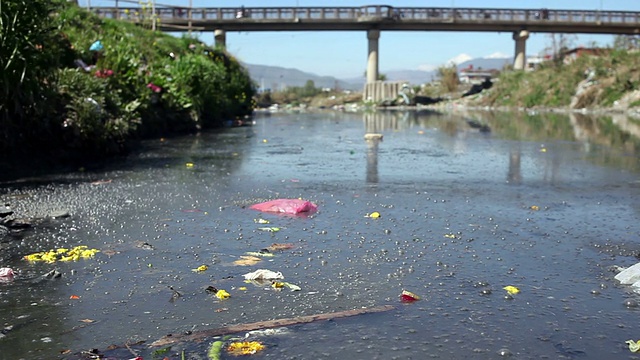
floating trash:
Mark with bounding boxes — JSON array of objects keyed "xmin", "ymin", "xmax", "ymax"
[{"xmin": 24, "ymin": 246, "xmax": 99, "ymax": 263}]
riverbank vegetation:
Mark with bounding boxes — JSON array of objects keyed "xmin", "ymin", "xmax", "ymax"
[
  {"xmin": 0, "ymin": 0, "xmax": 255, "ymax": 166},
  {"xmin": 422, "ymin": 37, "xmax": 640, "ymax": 112},
  {"xmin": 479, "ymin": 47, "xmax": 640, "ymax": 110}
]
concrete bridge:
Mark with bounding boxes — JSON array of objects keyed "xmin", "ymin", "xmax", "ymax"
[{"xmin": 90, "ymin": 4, "xmax": 640, "ymax": 84}]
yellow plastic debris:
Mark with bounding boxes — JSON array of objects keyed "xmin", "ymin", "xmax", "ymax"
[
  {"xmin": 503, "ymin": 285, "xmax": 520, "ymax": 295},
  {"xmin": 444, "ymin": 234, "xmax": 456, "ymax": 239},
  {"xmin": 366, "ymin": 211, "xmax": 381, "ymax": 219},
  {"xmin": 192, "ymin": 265, "xmax": 208, "ymax": 272},
  {"xmin": 215, "ymin": 289, "xmax": 230, "ymax": 300},
  {"xmin": 186, "ymin": 162, "xmax": 194, "ymax": 168},
  {"xmin": 627, "ymin": 340, "xmax": 640, "ymax": 352},
  {"xmin": 530, "ymin": 205, "xmax": 540, "ymax": 211}
]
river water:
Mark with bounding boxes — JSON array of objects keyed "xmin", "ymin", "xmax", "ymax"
[{"xmin": 1, "ymin": 109, "xmax": 640, "ymax": 360}]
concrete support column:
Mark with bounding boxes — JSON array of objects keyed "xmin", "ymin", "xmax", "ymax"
[
  {"xmin": 214, "ymin": 29, "xmax": 226, "ymax": 48},
  {"xmin": 512, "ymin": 30, "xmax": 529, "ymax": 70},
  {"xmin": 367, "ymin": 29, "xmax": 380, "ymax": 84}
]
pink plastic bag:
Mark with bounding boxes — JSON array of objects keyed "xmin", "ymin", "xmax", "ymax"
[
  {"xmin": 250, "ymin": 199, "xmax": 317, "ymax": 214},
  {"xmin": 0, "ymin": 267, "xmax": 14, "ymax": 282}
]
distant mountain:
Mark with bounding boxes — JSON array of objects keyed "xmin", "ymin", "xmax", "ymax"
[
  {"xmin": 243, "ymin": 63, "xmax": 362, "ymax": 91},
  {"xmin": 243, "ymin": 55, "xmax": 514, "ymax": 91}
]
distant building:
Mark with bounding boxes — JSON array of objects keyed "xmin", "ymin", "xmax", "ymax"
[
  {"xmin": 526, "ymin": 47, "xmax": 609, "ymax": 70},
  {"xmin": 458, "ymin": 65, "xmax": 500, "ymax": 84},
  {"xmin": 562, "ymin": 47, "xmax": 610, "ymax": 64},
  {"xmin": 526, "ymin": 54, "xmax": 552, "ymax": 71}
]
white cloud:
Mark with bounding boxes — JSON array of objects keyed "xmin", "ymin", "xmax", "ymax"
[
  {"xmin": 484, "ymin": 52, "xmax": 510, "ymax": 59},
  {"xmin": 446, "ymin": 53, "xmax": 473, "ymax": 65}
]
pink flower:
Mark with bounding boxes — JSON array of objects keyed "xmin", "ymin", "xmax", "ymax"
[
  {"xmin": 94, "ymin": 69, "xmax": 114, "ymax": 78},
  {"xmin": 146, "ymin": 83, "xmax": 162, "ymax": 93}
]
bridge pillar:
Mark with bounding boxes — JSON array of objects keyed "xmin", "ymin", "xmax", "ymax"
[
  {"xmin": 367, "ymin": 29, "xmax": 380, "ymax": 84},
  {"xmin": 214, "ymin": 29, "xmax": 226, "ymax": 48},
  {"xmin": 512, "ymin": 30, "xmax": 529, "ymax": 70}
]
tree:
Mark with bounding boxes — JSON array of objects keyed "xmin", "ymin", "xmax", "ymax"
[
  {"xmin": 303, "ymin": 80, "xmax": 316, "ymax": 97},
  {"xmin": 613, "ymin": 35, "xmax": 639, "ymax": 50},
  {"xmin": 545, "ymin": 33, "xmax": 577, "ymax": 65},
  {"xmin": 437, "ymin": 65, "xmax": 458, "ymax": 92}
]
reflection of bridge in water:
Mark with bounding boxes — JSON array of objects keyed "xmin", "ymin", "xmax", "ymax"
[
  {"xmin": 90, "ymin": 3, "xmax": 640, "ymax": 85},
  {"xmin": 361, "ymin": 110, "xmax": 640, "ymax": 185}
]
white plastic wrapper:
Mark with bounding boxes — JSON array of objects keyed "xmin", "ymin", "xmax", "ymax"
[{"xmin": 243, "ymin": 269, "xmax": 284, "ymax": 280}]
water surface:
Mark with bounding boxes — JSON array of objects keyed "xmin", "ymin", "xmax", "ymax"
[{"xmin": 1, "ymin": 109, "xmax": 639, "ymax": 359}]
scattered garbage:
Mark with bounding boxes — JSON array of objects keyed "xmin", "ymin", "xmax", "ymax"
[
  {"xmin": 245, "ymin": 251, "xmax": 274, "ymax": 257},
  {"xmin": 250, "ymin": 199, "xmax": 317, "ymax": 215},
  {"xmin": 245, "ymin": 328, "xmax": 289, "ymax": 338},
  {"xmin": 89, "ymin": 40, "xmax": 104, "ymax": 52},
  {"xmin": 257, "ymin": 227, "xmax": 280, "ymax": 232},
  {"xmin": 400, "ymin": 290, "xmax": 420, "ymax": 302},
  {"xmin": 192, "ymin": 265, "xmax": 208, "ymax": 273},
  {"xmin": 265, "ymin": 243, "xmax": 295, "ymax": 252},
  {"xmin": 208, "ymin": 340, "xmax": 224, "ymax": 360},
  {"xmin": 365, "ymin": 211, "xmax": 380, "ymax": 218},
  {"xmin": 627, "ymin": 340, "xmax": 640, "ymax": 352},
  {"xmin": 271, "ymin": 281, "xmax": 301, "ymax": 291},
  {"xmin": 227, "ymin": 341, "xmax": 265, "ymax": 355},
  {"xmin": 0, "ymin": 267, "xmax": 14, "ymax": 282},
  {"xmin": 215, "ymin": 289, "xmax": 230, "ymax": 300},
  {"xmin": 24, "ymin": 245, "xmax": 99, "ymax": 263},
  {"xmin": 503, "ymin": 286, "xmax": 520, "ymax": 295},
  {"xmin": 615, "ymin": 263, "xmax": 640, "ymax": 286},
  {"xmin": 205, "ymin": 286, "xmax": 230, "ymax": 300},
  {"xmin": 234, "ymin": 256, "xmax": 262, "ymax": 266},
  {"xmin": 243, "ymin": 269, "xmax": 284, "ymax": 280}
]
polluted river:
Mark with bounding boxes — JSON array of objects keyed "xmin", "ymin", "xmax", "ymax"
[{"xmin": 1, "ymin": 109, "xmax": 640, "ymax": 360}]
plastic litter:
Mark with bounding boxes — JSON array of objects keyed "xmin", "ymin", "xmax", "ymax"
[
  {"xmin": 250, "ymin": 199, "xmax": 317, "ymax": 214},
  {"xmin": 272, "ymin": 281, "xmax": 301, "ymax": 291},
  {"xmin": 227, "ymin": 341, "xmax": 265, "ymax": 355},
  {"xmin": 208, "ymin": 340, "xmax": 224, "ymax": 360},
  {"xmin": 400, "ymin": 290, "xmax": 420, "ymax": 302},
  {"xmin": 215, "ymin": 289, "xmax": 230, "ymax": 300},
  {"xmin": 0, "ymin": 268, "xmax": 14, "ymax": 282},
  {"xmin": 234, "ymin": 256, "xmax": 262, "ymax": 266},
  {"xmin": 192, "ymin": 265, "xmax": 208, "ymax": 272},
  {"xmin": 365, "ymin": 211, "xmax": 380, "ymax": 218},
  {"xmin": 626, "ymin": 340, "xmax": 640, "ymax": 352},
  {"xmin": 89, "ymin": 40, "xmax": 103, "ymax": 51},
  {"xmin": 503, "ymin": 285, "xmax": 520, "ymax": 295},
  {"xmin": 615, "ymin": 263, "xmax": 640, "ymax": 285},
  {"xmin": 243, "ymin": 269, "xmax": 284, "ymax": 280}
]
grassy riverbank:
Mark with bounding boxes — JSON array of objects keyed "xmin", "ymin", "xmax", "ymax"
[
  {"xmin": 422, "ymin": 48, "xmax": 640, "ymax": 115},
  {"xmin": 0, "ymin": 1, "xmax": 255, "ymax": 168}
]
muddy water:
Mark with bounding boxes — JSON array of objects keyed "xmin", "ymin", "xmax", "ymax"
[{"xmin": 1, "ymin": 109, "xmax": 640, "ymax": 360}]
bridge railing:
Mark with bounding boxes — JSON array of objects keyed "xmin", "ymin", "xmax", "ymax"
[{"xmin": 92, "ymin": 6, "xmax": 640, "ymax": 25}]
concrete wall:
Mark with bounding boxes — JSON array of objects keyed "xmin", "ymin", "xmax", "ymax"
[{"xmin": 362, "ymin": 81, "xmax": 406, "ymax": 103}]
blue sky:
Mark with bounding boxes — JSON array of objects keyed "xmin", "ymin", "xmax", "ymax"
[{"xmin": 80, "ymin": 1, "xmax": 640, "ymax": 79}]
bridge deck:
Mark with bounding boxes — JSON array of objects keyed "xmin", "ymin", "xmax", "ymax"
[{"xmin": 92, "ymin": 5, "xmax": 640, "ymax": 34}]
